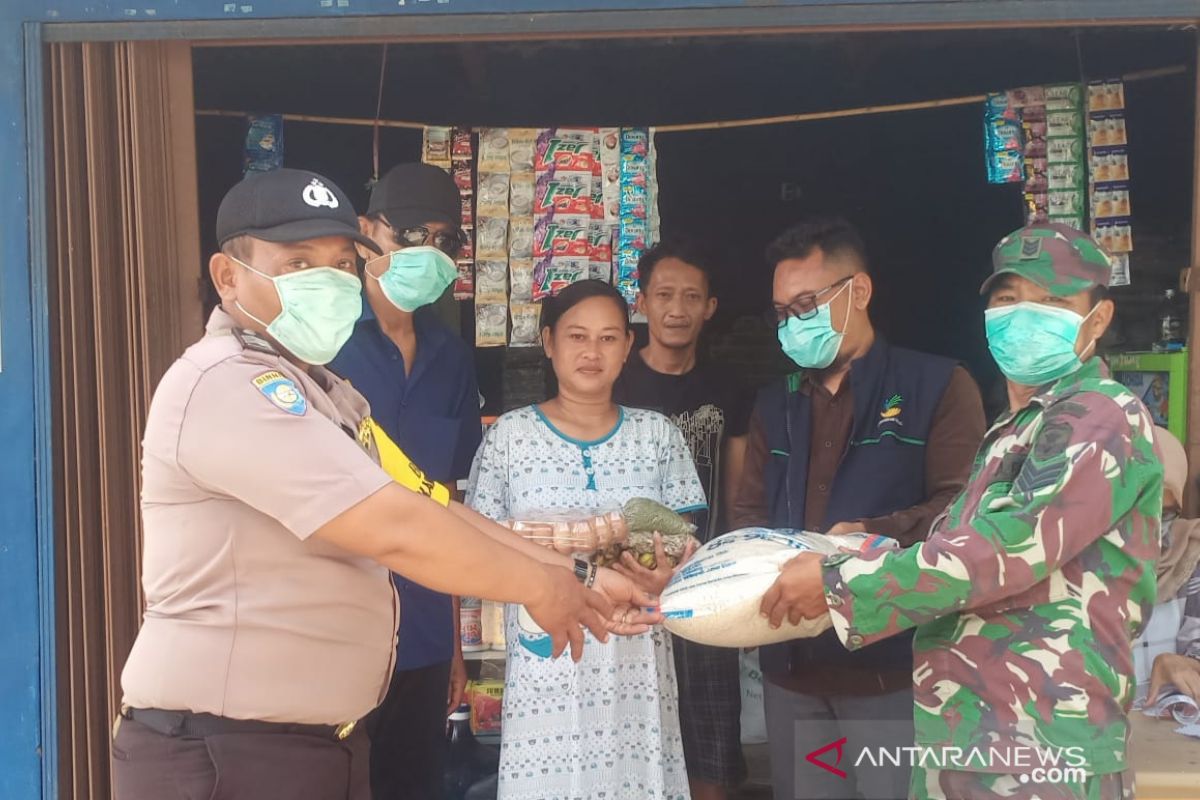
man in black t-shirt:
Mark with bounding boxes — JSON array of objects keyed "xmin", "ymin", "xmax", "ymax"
[{"xmin": 613, "ymin": 238, "xmax": 753, "ymax": 800}]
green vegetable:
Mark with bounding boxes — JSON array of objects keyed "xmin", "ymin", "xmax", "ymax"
[{"xmin": 622, "ymin": 497, "xmax": 696, "ymax": 538}]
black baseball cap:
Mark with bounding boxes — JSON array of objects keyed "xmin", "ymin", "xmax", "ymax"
[
  {"xmin": 367, "ymin": 162, "xmax": 460, "ymax": 230},
  {"xmin": 216, "ymin": 168, "xmax": 382, "ymax": 254}
]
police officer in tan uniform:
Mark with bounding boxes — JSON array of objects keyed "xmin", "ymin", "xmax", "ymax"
[{"xmin": 112, "ymin": 169, "xmax": 654, "ymax": 800}]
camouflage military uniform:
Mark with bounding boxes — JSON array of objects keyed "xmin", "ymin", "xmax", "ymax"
[{"xmin": 820, "ymin": 355, "xmax": 1161, "ymax": 799}]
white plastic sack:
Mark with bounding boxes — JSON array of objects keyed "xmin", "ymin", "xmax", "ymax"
[
  {"xmin": 739, "ymin": 648, "xmax": 767, "ymax": 745},
  {"xmin": 661, "ymin": 528, "xmax": 897, "ymax": 648}
]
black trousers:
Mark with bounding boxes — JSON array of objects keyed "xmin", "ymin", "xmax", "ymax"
[
  {"xmin": 365, "ymin": 660, "xmax": 452, "ymax": 800},
  {"xmin": 112, "ymin": 715, "xmax": 371, "ymax": 800}
]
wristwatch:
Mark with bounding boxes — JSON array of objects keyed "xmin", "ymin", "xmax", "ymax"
[
  {"xmin": 572, "ymin": 555, "xmax": 598, "ymax": 588},
  {"xmin": 572, "ymin": 555, "xmax": 590, "ymax": 584}
]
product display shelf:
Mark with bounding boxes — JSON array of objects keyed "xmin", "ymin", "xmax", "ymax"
[{"xmin": 463, "ymin": 648, "xmax": 507, "ymax": 661}]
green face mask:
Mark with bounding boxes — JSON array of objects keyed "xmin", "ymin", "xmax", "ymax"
[
  {"xmin": 984, "ymin": 301, "xmax": 1097, "ymax": 386},
  {"xmin": 233, "ymin": 257, "xmax": 363, "ymax": 365},
  {"xmin": 366, "ymin": 246, "xmax": 458, "ymax": 312}
]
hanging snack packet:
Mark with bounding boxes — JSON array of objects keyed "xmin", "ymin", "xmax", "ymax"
[
  {"xmin": 243, "ymin": 114, "xmax": 284, "ymax": 174},
  {"xmin": 477, "ymin": 173, "xmax": 510, "ymax": 218},
  {"xmin": 1046, "ymin": 137, "xmax": 1084, "ymax": 164},
  {"xmin": 1046, "ymin": 110, "xmax": 1083, "ymax": 138},
  {"xmin": 478, "ymin": 128, "xmax": 510, "ymax": 174},
  {"xmin": 1047, "ymin": 162, "xmax": 1086, "ymax": 190},
  {"xmin": 984, "ymin": 148, "xmax": 1022, "ymax": 183},
  {"xmin": 1006, "ymin": 85, "xmax": 1046, "ymax": 109},
  {"xmin": 599, "ymin": 127, "xmax": 622, "ymax": 224},
  {"xmin": 509, "ymin": 217, "xmax": 534, "ymax": 260},
  {"xmin": 1092, "ymin": 147, "xmax": 1130, "ymax": 182},
  {"xmin": 1109, "ymin": 253, "xmax": 1131, "ymax": 287},
  {"xmin": 1048, "ymin": 189, "xmax": 1085, "ymax": 217},
  {"xmin": 985, "ymin": 92, "xmax": 1019, "ymax": 121},
  {"xmin": 451, "ymin": 128, "xmax": 473, "ymax": 161},
  {"xmin": 453, "ymin": 260, "xmax": 475, "ymax": 301},
  {"xmin": 533, "ymin": 216, "xmax": 590, "ymax": 258},
  {"xmin": 509, "ymin": 259, "xmax": 535, "ymax": 304},
  {"xmin": 475, "ymin": 260, "xmax": 508, "ymax": 304},
  {"xmin": 535, "ymin": 172, "xmax": 592, "ymax": 216},
  {"xmin": 532, "ymin": 255, "xmax": 588, "ymax": 301},
  {"xmin": 535, "ymin": 128, "xmax": 595, "ymax": 174},
  {"xmin": 422, "ymin": 126, "xmax": 452, "ymax": 170},
  {"xmin": 460, "ymin": 194, "xmax": 474, "ymax": 228},
  {"xmin": 475, "ymin": 304, "xmax": 508, "ymax": 348},
  {"xmin": 509, "ymin": 303, "xmax": 541, "ymax": 347},
  {"xmin": 986, "ymin": 117, "xmax": 1023, "ymax": 151},
  {"xmin": 509, "ymin": 129, "xmax": 537, "ymax": 174},
  {"xmin": 476, "ymin": 217, "xmax": 509, "ymax": 260},
  {"xmin": 1044, "ymin": 83, "xmax": 1082, "ymax": 111},
  {"xmin": 510, "ymin": 174, "xmax": 535, "ymax": 218}
]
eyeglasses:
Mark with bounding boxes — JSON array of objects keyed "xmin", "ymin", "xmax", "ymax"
[
  {"xmin": 765, "ymin": 277, "xmax": 852, "ymax": 327},
  {"xmin": 378, "ymin": 218, "xmax": 464, "ymax": 256}
]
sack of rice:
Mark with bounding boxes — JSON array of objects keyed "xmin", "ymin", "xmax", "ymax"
[{"xmin": 660, "ymin": 528, "xmax": 897, "ymax": 648}]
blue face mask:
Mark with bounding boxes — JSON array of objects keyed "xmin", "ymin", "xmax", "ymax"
[
  {"xmin": 777, "ymin": 280, "xmax": 852, "ymax": 369},
  {"xmin": 985, "ymin": 301, "xmax": 1097, "ymax": 387},
  {"xmin": 367, "ymin": 246, "xmax": 458, "ymax": 312}
]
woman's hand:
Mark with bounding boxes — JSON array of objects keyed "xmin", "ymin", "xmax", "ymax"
[
  {"xmin": 613, "ymin": 533, "xmax": 695, "ymax": 597},
  {"xmin": 592, "ymin": 566, "xmax": 664, "ymax": 636}
]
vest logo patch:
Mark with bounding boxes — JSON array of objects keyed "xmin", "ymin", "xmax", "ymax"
[
  {"xmin": 253, "ymin": 371, "xmax": 308, "ymax": 416},
  {"xmin": 878, "ymin": 394, "xmax": 903, "ymax": 427}
]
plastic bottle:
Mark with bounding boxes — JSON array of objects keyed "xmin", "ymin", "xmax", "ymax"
[
  {"xmin": 460, "ymin": 597, "xmax": 485, "ymax": 652},
  {"xmin": 444, "ymin": 704, "xmax": 498, "ymax": 800},
  {"xmin": 1155, "ymin": 289, "xmax": 1186, "ymax": 353}
]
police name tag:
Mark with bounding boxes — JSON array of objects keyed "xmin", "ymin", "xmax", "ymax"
[{"xmin": 253, "ymin": 370, "xmax": 307, "ymax": 416}]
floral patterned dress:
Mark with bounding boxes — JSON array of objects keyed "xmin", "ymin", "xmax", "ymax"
[{"xmin": 467, "ymin": 405, "xmax": 707, "ymax": 800}]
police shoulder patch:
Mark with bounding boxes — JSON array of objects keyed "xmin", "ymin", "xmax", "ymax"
[
  {"xmin": 233, "ymin": 327, "xmax": 278, "ymax": 355},
  {"xmin": 252, "ymin": 370, "xmax": 308, "ymax": 416}
]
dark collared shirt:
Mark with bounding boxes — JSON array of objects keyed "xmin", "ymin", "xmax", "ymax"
[{"xmin": 331, "ymin": 305, "xmax": 481, "ymax": 671}]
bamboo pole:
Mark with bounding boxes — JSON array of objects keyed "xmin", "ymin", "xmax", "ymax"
[
  {"xmin": 195, "ymin": 108, "xmax": 427, "ymax": 130},
  {"xmin": 194, "ymin": 64, "xmax": 1187, "ymax": 134}
]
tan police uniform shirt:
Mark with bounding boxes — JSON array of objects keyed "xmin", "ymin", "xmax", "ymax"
[{"xmin": 120, "ymin": 307, "xmax": 397, "ymax": 725}]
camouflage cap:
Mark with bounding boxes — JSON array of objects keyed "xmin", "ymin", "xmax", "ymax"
[{"xmin": 980, "ymin": 223, "xmax": 1112, "ymax": 297}]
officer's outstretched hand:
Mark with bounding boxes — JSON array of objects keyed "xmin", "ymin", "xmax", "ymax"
[
  {"xmin": 594, "ymin": 567, "xmax": 664, "ymax": 636},
  {"xmin": 526, "ymin": 564, "xmax": 614, "ymax": 661}
]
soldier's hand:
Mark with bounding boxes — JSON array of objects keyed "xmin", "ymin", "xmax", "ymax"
[
  {"xmin": 759, "ymin": 552, "xmax": 828, "ymax": 629},
  {"xmin": 827, "ymin": 521, "xmax": 867, "ymax": 536},
  {"xmin": 1148, "ymin": 653, "xmax": 1200, "ymax": 704},
  {"xmin": 593, "ymin": 566, "xmax": 663, "ymax": 635},
  {"xmin": 525, "ymin": 564, "xmax": 613, "ymax": 661}
]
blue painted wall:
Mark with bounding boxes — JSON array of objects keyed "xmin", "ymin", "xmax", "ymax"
[{"xmin": 0, "ymin": 6, "xmax": 42, "ymax": 799}]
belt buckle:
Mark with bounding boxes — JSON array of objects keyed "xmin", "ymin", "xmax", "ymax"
[{"xmin": 335, "ymin": 721, "xmax": 356, "ymax": 741}]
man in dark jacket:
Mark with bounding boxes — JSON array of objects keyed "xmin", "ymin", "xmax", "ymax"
[{"xmin": 731, "ymin": 218, "xmax": 985, "ymax": 800}]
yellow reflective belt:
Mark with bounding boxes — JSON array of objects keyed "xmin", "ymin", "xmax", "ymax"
[{"xmin": 360, "ymin": 417, "xmax": 451, "ymax": 507}]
